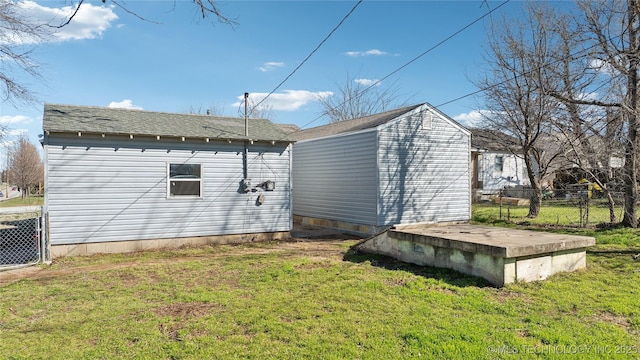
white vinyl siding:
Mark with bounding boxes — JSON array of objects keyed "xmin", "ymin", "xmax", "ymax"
[
  {"xmin": 292, "ymin": 130, "xmax": 378, "ymax": 225},
  {"xmin": 45, "ymin": 135, "xmax": 291, "ymax": 245},
  {"xmin": 478, "ymin": 151, "xmax": 529, "ymax": 192},
  {"xmin": 292, "ymin": 104, "xmax": 471, "ymax": 231},
  {"xmin": 377, "ymin": 109, "xmax": 470, "ymax": 225}
]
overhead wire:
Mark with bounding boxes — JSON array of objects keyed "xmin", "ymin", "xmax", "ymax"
[
  {"xmin": 246, "ymin": 0, "xmax": 617, "ymax": 144},
  {"xmin": 437, "ymin": 31, "xmax": 624, "ymax": 111},
  {"xmin": 248, "ymin": 0, "xmax": 364, "ymax": 116},
  {"xmin": 174, "ymin": 0, "xmax": 367, "ymax": 235},
  {"xmin": 284, "ymin": 0, "xmax": 512, "ymax": 134}
]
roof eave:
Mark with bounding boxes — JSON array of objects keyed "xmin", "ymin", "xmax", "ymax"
[{"xmin": 44, "ymin": 130, "xmax": 294, "ymax": 144}]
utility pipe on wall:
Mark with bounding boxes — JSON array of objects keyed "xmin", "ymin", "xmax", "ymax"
[{"xmin": 243, "ymin": 92, "xmax": 249, "ymax": 181}]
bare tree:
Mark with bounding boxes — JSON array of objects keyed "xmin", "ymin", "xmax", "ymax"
[
  {"xmin": 540, "ymin": 6, "xmax": 624, "ymax": 223},
  {"xmin": 571, "ymin": 0, "xmax": 640, "ymax": 226},
  {"xmin": 478, "ymin": 0, "xmax": 640, "ymax": 226},
  {"xmin": 476, "ymin": 4, "xmax": 564, "ymax": 218},
  {"xmin": 6, "ymin": 136, "xmax": 44, "ymax": 198},
  {"xmin": 0, "ymin": 2, "xmax": 49, "ymax": 105},
  {"xmin": 188, "ymin": 104, "xmax": 224, "ymax": 116},
  {"xmin": 319, "ymin": 72, "xmax": 406, "ymax": 123},
  {"xmin": 55, "ymin": 0, "xmax": 238, "ymax": 28},
  {"xmin": 539, "ymin": 0, "xmax": 640, "ymax": 227}
]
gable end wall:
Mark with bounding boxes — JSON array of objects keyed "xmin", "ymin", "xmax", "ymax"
[{"xmin": 377, "ymin": 109, "xmax": 471, "ymax": 225}]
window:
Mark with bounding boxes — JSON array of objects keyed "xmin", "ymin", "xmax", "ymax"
[
  {"xmin": 168, "ymin": 163, "xmax": 202, "ymax": 198},
  {"xmin": 495, "ymin": 156, "xmax": 504, "ymax": 172}
]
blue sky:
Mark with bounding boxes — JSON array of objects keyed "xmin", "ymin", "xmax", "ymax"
[{"xmin": 4, "ymin": 0, "xmax": 539, "ymax": 152}]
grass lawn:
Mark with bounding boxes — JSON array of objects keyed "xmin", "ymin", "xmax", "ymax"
[
  {"xmin": 1, "ymin": 233, "xmax": 640, "ymax": 359},
  {"xmin": 472, "ymin": 202, "xmax": 622, "ymax": 227},
  {"xmin": 0, "ymin": 196, "xmax": 43, "ymax": 208}
]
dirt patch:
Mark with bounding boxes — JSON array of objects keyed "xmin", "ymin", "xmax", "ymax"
[
  {"xmin": 153, "ymin": 302, "xmax": 225, "ymax": 318},
  {"xmin": 594, "ymin": 311, "xmax": 635, "ymax": 334},
  {"xmin": 0, "ymin": 229, "xmax": 362, "ymax": 286}
]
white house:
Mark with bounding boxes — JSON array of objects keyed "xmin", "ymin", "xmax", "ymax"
[
  {"xmin": 470, "ymin": 128, "xmax": 529, "ymax": 195},
  {"xmin": 42, "ymin": 104, "xmax": 294, "ymax": 257},
  {"xmin": 291, "ymin": 103, "xmax": 471, "ymax": 235}
]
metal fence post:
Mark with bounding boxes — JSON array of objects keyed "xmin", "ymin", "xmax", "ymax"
[
  {"xmin": 585, "ymin": 193, "xmax": 590, "ymax": 227},
  {"xmin": 40, "ymin": 206, "xmax": 47, "ymax": 263}
]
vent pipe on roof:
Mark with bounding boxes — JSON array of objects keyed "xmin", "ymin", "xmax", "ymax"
[{"xmin": 244, "ymin": 92, "xmax": 249, "ymax": 137}]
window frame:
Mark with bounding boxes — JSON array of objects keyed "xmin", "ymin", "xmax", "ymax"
[
  {"xmin": 167, "ymin": 163, "xmax": 203, "ymax": 199},
  {"xmin": 495, "ymin": 156, "xmax": 504, "ymax": 172}
]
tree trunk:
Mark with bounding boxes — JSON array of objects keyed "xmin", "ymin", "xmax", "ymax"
[
  {"xmin": 524, "ymin": 152, "xmax": 542, "ymax": 218},
  {"xmin": 622, "ymin": 0, "xmax": 639, "ymax": 227},
  {"xmin": 528, "ymin": 187, "xmax": 542, "ymax": 218},
  {"xmin": 622, "ymin": 139, "xmax": 638, "ymax": 227}
]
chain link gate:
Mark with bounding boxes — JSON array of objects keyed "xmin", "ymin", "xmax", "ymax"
[{"xmin": 0, "ymin": 211, "xmax": 45, "ymax": 269}]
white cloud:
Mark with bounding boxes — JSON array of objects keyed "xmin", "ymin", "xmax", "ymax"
[
  {"xmin": 8, "ymin": 129, "xmax": 27, "ymax": 137},
  {"xmin": 232, "ymin": 90, "xmax": 333, "ymax": 111},
  {"xmin": 354, "ymin": 78, "xmax": 380, "ymax": 87},
  {"xmin": 345, "ymin": 49, "xmax": 391, "ymax": 57},
  {"xmin": 0, "ymin": 129, "xmax": 28, "ymax": 138},
  {"xmin": 259, "ymin": 62, "xmax": 285, "ymax": 72},
  {"xmin": 588, "ymin": 58, "xmax": 618, "ymax": 76},
  {"xmin": 9, "ymin": 0, "xmax": 118, "ymax": 44},
  {"xmin": 453, "ymin": 110, "xmax": 492, "ymax": 127},
  {"xmin": 108, "ymin": 99, "xmax": 143, "ymax": 110},
  {"xmin": 0, "ymin": 115, "xmax": 32, "ymax": 125}
]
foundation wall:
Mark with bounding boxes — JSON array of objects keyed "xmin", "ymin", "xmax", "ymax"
[
  {"xmin": 356, "ymin": 231, "xmax": 589, "ymax": 287},
  {"xmin": 50, "ymin": 231, "xmax": 290, "ymax": 258},
  {"xmin": 293, "ymin": 215, "xmax": 387, "ymax": 236}
]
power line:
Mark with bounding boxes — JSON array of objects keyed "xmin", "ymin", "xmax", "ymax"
[
  {"xmin": 179, "ymin": 1, "xmax": 365, "ymax": 231},
  {"xmin": 289, "ymin": 0, "xmax": 511, "ymax": 133},
  {"xmin": 438, "ymin": 30, "xmax": 623, "ymax": 109},
  {"xmin": 364, "ymin": 0, "xmax": 511, "ymax": 97},
  {"xmin": 249, "ymin": 0, "xmax": 363, "ymax": 115}
]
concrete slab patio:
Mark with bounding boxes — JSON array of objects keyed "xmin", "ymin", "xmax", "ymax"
[{"xmin": 355, "ymin": 224, "xmax": 596, "ymax": 286}]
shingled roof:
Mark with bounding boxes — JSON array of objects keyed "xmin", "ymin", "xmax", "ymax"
[
  {"xmin": 292, "ymin": 104, "xmax": 423, "ymax": 141},
  {"xmin": 42, "ymin": 104, "xmax": 295, "ymax": 143},
  {"xmin": 469, "ymin": 127, "xmax": 519, "ymax": 152}
]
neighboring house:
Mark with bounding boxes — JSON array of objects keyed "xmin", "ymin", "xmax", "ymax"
[
  {"xmin": 42, "ymin": 104, "xmax": 294, "ymax": 257},
  {"xmin": 291, "ymin": 103, "xmax": 471, "ymax": 235},
  {"xmin": 470, "ymin": 128, "xmax": 529, "ymax": 194},
  {"xmin": 551, "ymin": 134, "xmax": 625, "ymax": 188}
]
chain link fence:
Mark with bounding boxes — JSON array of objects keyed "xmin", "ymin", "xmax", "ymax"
[
  {"xmin": 473, "ymin": 187, "xmax": 626, "ymax": 228},
  {"xmin": 0, "ymin": 211, "xmax": 46, "ymax": 270}
]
